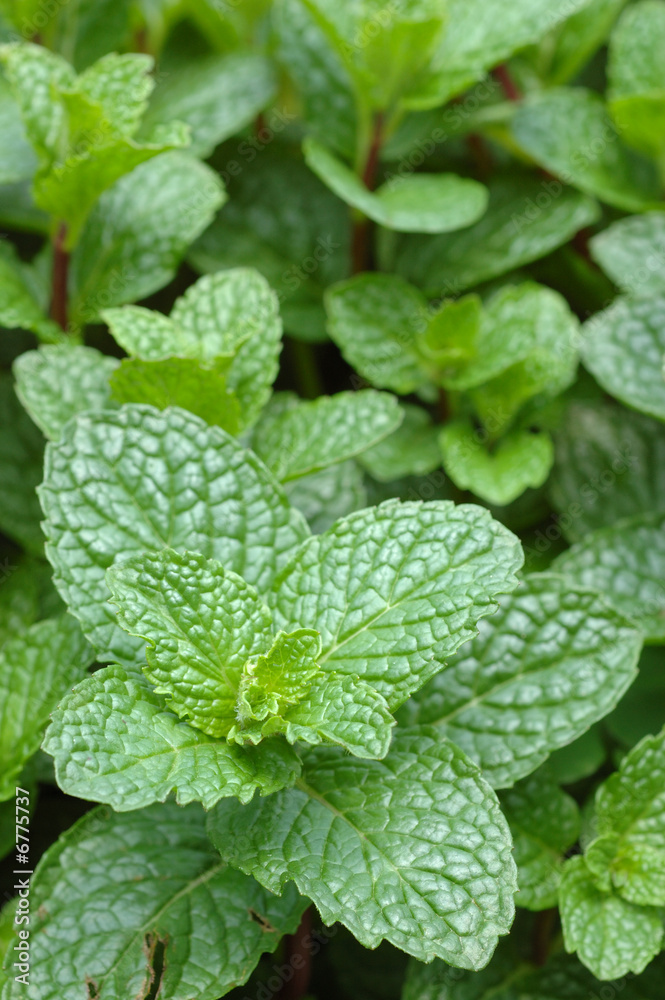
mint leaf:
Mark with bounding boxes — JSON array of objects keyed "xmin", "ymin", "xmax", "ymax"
[
  {"xmin": 105, "ymin": 268, "xmax": 282, "ymax": 431},
  {"xmin": 42, "ymin": 665, "xmax": 302, "ymax": 810},
  {"xmin": 0, "ymin": 42, "xmax": 74, "ymax": 159},
  {"xmin": 235, "ymin": 629, "xmax": 322, "ymax": 724},
  {"xmin": 358, "ymin": 403, "xmax": 441, "ymax": 482},
  {"xmin": 549, "ymin": 399, "xmax": 665, "ymax": 540},
  {"xmin": 284, "ymin": 459, "xmax": 367, "ymax": 534},
  {"xmin": 107, "ymin": 548, "xmax": 274, "ymax": 738},
  {"xmin": 608, "ymin": 1, "xmax": 665, "ymax": 157},
  {"xmin": 39, "ymin": 406, "xmax": 309, "ymax": 664},
  {"xmin": 501, "ymin": 769, "xmax": 580, "ymax": 910},
  {"xmin": 0, "ymin": 802, "xmax": 307, "ymax": 1000},
  {"xmin": 208, "ymin": 728, "xmax": 517, "ymax": 967},
  {"xmin": 304, "ymin": 138, "xmax": 488, "ymax": 233},
  {"xmin": 0, "ymin": 372, "xmax": 45, "ymax": 554},
  {"xmin": 0, "ymin": 75, "xmax": 36, "ymax": 185},
  {"xmin": 0, "ymin": 614, "xmax": 93, "ymax": 800},
  {"xmin": 395, "ymin": 176, "xmax": 600, "ymax": 296},
  {"xmin": 271, "ymin": 500, "xmax": 523, "ymax": 708},
  {"xmin": 143, "ymin": 51, "xmax": 277, "ymax": 157},
  {"xmin": 512, "ymin": 88, "xmax": 661, "ymax": 212},
  {"xmin": 553, "ymin": 511, "xmax": 665, "ymax": 640},
  {"xmin": 325, "ymin": 273, "xmax": 430, "ymax": 393},
  {"xmin": 560, "ymin": 855, "xmax": 663, "ymax": 980},
  {"xmin": 69, "ymin": 152, "xmax": 225, "ymax": 328},
  {"xmin": 590, "ymin": 727, "xmax": 665, "ymax": 906},
  {"xmin": 14, "ymin": 344, "xmax": 119, "ymax": 440},
  {"xmin": 547, "ymin": 0, "xmax": 630, "ymax": 86},
  {"xmin": 399, "ymin": 573, "xmax": 642, "ymax": 787},
  {"xmin": 252, "ymin": 390, "xmax": 402, "ymax": 481},
  {"xmin": 439, "ymin": 422, "xmax": 555, "ymax": 506},
  {"xmin": 109, "ymin": 357, "xmax": 241, "ymax": 433},
  {"xmin": 0, "ymin": 241, "xmax": 60, "ymax": 342},
  {"xmin": 581, "ymin": 295, "xmax": 665, "ymax": 421},
  {"xmin": 590, "ymin": 211, "xmax": 665, "ymax": 296}
]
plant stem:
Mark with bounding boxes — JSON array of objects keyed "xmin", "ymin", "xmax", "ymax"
[
  {"xmin": 351, "ymin": 111, "xmax": 384, "ymax": 275},
  {"xmin": 531, "ymin": 908, "xmax": 557, "ymax": 966},
  {"xmin": 278, "ymin": 907, "xmax": 313, "ymax": 1000},
  {"xmin": 50, "ymin": 222, "xmax": 70, "ymax": 332},
  {"xmin": 493, "ymin": 64, "xmax": 522, "ymax": 102}
]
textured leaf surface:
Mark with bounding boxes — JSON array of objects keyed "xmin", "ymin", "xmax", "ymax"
[
  {"xmin": 69, "ymin": 152, "xmax": 225, "ymax": 328},
  {"xmin": 0, "ymin": 373, "xmax": 45, "ymax": 554},
  {"xmin": 253, "ymin": 390, "xmax": 402, "ymax": 481},
  {"xmin": 399, "ymin": 573, "xmax": 642, "ymax": 787},
  {"xmin": 39, "ymin": 406, "xmax": 309, "ymax": 664},
  {"xmin": 284, "ymin": 460, "xmax": 367, "ymax": 535},
  {"xmin": 107, "ymin": 549, "xmax": 274, "ymax": 738},
  {"xmin": 581, "ymin": 294, "xmax": 665, "ymax": 420},
  {"xmin": 14, "ymin": 344, "xmax": 119, "ymax": 440},
  {"xmin": 553, "ymin": 511, "xmax": 665, "ymax": 640},
  {"xmin": 1, "ymin": 802, "xmax": 307, "ymax": 1000},
  {"xmin": 208, "ymin": 728, "xmax": 517, "ymax": 967},
  {"xmin": 439, "ymin": 422, "xmax": 555, "ymax": 507},
  {"xmin": 271, "ymin": 500, "xmax": 523, "ymax": 708},
  {"xmin": 359, "ymin": 403, "xmax": 441, "ymax": 482},
  {"xmin": 549, "ymin": 399, "xmax": 665, "ymax": 540},
  {"xmin": 325, "ymin": 273, "xmax": 429, "ymax": 393},
  {"xmin": 590, "ymin": 211, "xmax": 665, "ymax": 296},
  {"xmin": 395, "ymin": 176, "xmax": 600, "ymax": 295},
  {"xmin": 42, "ymin": 666, "xmax": 302, "ymax": 810},
  {"xmin": 500, "ymin": 769, "xmax": 580, "ymax": 910},
  {"xmin": 143, "ymin": 51, "xmax": 277, "ymax": 157},
  {"xmin": 512, "ymin": 88, "xmax": 660, "ymax": 212},
  {"xmin": 560, "ymin": 855, "xmax": 663, "ymax": 980},
  {"xmin": 0, "ymin": 615, "xmax": 93, "ymax": 800}
]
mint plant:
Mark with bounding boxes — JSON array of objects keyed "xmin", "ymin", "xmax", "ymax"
[{"xmin": 1, "ymin": 2, "xmax": 665, "ymax": 998}]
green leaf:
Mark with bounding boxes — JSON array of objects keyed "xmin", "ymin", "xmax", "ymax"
[
  {"xmin": 105, "ymin": 268, "xmax": 282, "ymax": 431},
  {"xmin": 208, "ymin": 728, "xmax": 517, "ymax": 967},
  {"xmin": 394, "ymin": 176, "xmax": 600, "ymax": 296},
  {"xmin": 546, "ymin": 0, "xmax": 630, "ymax": 86},
  {"xmin": 358, "ymin": 403, "xmax": 441, "ymax": 482},
  {"xmin": 325, "ymin": 273, "xmax": 430, "ymax": 393},
  {"xmin": 590, "ymin": 211, "xmax": 665, "ymax": 296},
  {"xmin": 42, "ymin": 665, "xmax": 302, "ymax": 810},
  {"xmin": 69, "ymin": 152, "xmax": 225, "ymax": 329},
  {"xmin": 0, "ymin": 373, "xmax": 45, "ymax": 554},
  {"xmin": 590, "ymin": 727, "xmax": 665, "ymax": 906},
  {"xmin": 559, "ymin": 855, "xmax": 663, "ymax": 980},
  {"xmin": 109, "ymin": 357, "xmax": 241, "ymax": 433},
  {"xmin": 235, "ymin": 628, "xmax": 322, "ymax": 724},
  {"xmin": 252, "ymin": 390, "xmax": 402, "ymax": 481},
  {"xmin": 406, "ymin": 0, "xmax": 595, "ymax": 108},
  {"xmin": 439, "ymin": 422, "xmax": 555, "ymax": 507},
  {"xmin": 0, "ymin": 614, "xmax": 93, "ymax": 800},
  {"xmin": 500, "ymin": 769, "xmax": 580, "ymax": 910},
  {"xmin": 549, "ymin": 399, "xmax": 665, "ymax": 540},
  {"xmin": 605, "ymin": 647, "xmax": 665, "ymax": 748},
  {"xmin": 271, "ymin": 499, "xmax": 523, "ymax": 709},
  {"xmin": 582, "ymin": 295, "xmax": 665, "ymax": 420},
  {"xmin": 284, "ymin": 459, "xmax": 367, "ymax": 534},
  {"xmin": 273, "ymin": 0, "xmax": 356, "ymax": 157},
  {"xmin": 511, "ymin": 88, "xmax": 661, "ymax": 212},
  {"xmin": 39, "ymin": 405, "xmax": 309, "ymax": 664},
  {"xmin": 49, "ymin": 0, "xmax": 134, "ymax": 71},
  {"xmin": 0, "ymin": 557, "xmax": 63, "ymax": 647},
  {"xmin": 107, "ymin": 548, "xmax": 275, "ymax": 739},
  {"xmin": 398, "ymin": 573, "xmax": 642, "ymax": 787},
  {"xmin": 0, "ymin": 242, "xmax": 60, "ymax": 342},
  {"xmin": 608, "ymin": 1, "xmax": 665, "ymax": 157},
  {"xmin": 0, "ymin": 75, "xmax": 36, "ymax": 184},
  {"xmin": 13, "ymin": 344, "xmax": 119, "ymax": 440},
  {"xmin": 0, "ymin": 42, "xmax": 74, "ymax": 160},
  {"xmin": 304, "ymin": 138, "xmax": 488, "ymax": 233},
  {"xmin": 143, "ymin": 51, "xmax": 277, "ymax": 157},
  {"xmin": 553, "ymin": 511, "xmax": 665, "ymax": 640},
  {"xmin": 187, "ymin": 147, "xmax": 350, "ymax": 343},
  {"xmin": 0, "ymin": 802, "xmax": 307, "ymax": 1000}
]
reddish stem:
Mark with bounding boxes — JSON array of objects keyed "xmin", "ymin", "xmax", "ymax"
[
  {"xmin": 572, "ymin": 226, "xmax": 593, "ymax": 264},
  {"xmin": 531, "ymin": 908, "xmax": 557, "ymax": 966},
  {"xmin": 278, "ymin": 907, "xmax": 313, "ymax": 1000},
  {"xmin": 351, "ymin": 112, "xmax": 384, "ymax": 275},
  {"xmin": 50, "ymin": 223, "xmax": 69, "ymax": 331},
  {"xmin": 493, "ymin": 64, "xmax": 522, "ymax": 102}
]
